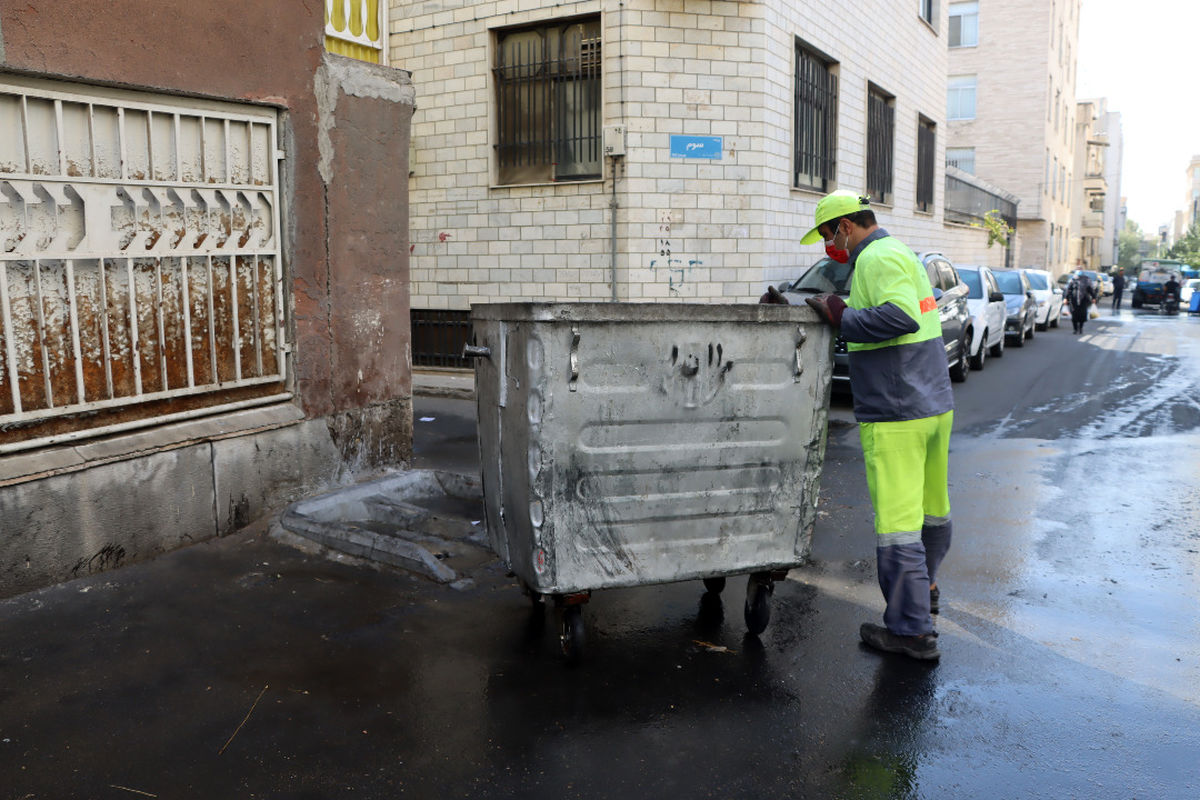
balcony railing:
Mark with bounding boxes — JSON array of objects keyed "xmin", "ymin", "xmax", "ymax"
[{"xmin": 325, "ymin": 0, "xmax": 387, "ymax": 64}]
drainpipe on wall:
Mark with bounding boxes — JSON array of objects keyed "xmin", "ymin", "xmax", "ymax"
[
  {"xmin": 609, "ymin": 152, "xmax": 621, "ymax": 301},
  {"xmin": 608, "ymin": 0, "xmax": 625, "ymax": 302}
]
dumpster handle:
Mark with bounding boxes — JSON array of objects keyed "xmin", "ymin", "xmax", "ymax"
[
  {"xmin": 794, "ymin": 328, "xmax": 807, "ymax": 381},
  {"xmin": 463, "ymin": 344, "xmax": 491, "ymax": 359},
  {"xmin": 569, "ymin": 328, "xmax": 581, "ymax": 391}
]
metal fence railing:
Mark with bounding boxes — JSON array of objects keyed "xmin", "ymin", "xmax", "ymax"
[
  {"xmin": 944, "ymin": 167, "xmax": 1019, "ymax": 230},
  {"xmin": 0, "ymin": 77, "xmax": 286, "ymax": 447},
  {"xmin": 325, "ymin": 0, "xmax": 386, "ymax": 63}
]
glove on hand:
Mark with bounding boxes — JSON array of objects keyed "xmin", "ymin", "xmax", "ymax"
[
  {"xmin": 758, "ymin": 285, "xmax": 789, "ymax": 305},
  {"xmin": 804, "ymin": 293, "xmax": 847, "ymax": 328}
]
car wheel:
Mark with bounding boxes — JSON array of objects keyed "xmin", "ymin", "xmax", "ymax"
[
  {"xmin": 990, "ymin": 331, "xmax": 1004, "ymax": 358},
  {"xmin": 1010, "ymin": 328, "xmax": 1024, "ymax": 347},
  {"xmin": 969, "ymin": 333, "xmax": 986, "ymax": 371},
  {"xmin": 1050, "ymin": 311, "xmax": 1059, "ymax": 329},
  {"xmin": 949, "ymin": 349, "xmax": 968, "ymax": 383},
  {"xmin": 1025, "ymin": 316, "xmax": 1035, "ymax": 340}
]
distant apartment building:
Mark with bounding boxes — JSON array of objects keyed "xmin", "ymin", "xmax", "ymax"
[
  {"xmin": 390, "ymin": 0, "xmax": 1003, "ymax": 366},
  {"xmin": 1070, "ymin": 99, "xmax": 1108, "ymax": 270},
  {"xmin": 946, "ymin": 0, "xmax": 1081, "ymax": 278},
  {"xmin": 1093, "ymin": 103, "xmax": 1123, "ymax": 266},
  {"xmin": 1185, "ymin": 155, "xmax": 1200, "ymax": 229}
]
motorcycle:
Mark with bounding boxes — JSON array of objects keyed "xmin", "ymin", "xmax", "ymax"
[{"xmin": 1163, "ymin": 292, "xmax": 1180, "ymax": 315}]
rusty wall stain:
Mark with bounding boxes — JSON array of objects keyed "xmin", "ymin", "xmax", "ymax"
[
  {"xmin": 211, "ymin": 257, "xmax": 236, "ymax": 384},
  {"xmin": 73, "ymin": 259, "xmax": 110, "ymax": 403}
]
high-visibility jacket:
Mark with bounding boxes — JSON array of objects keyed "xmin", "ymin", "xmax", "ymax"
[{"xmin": 839, "ymin": 229, "xmax": 953, "ymax": 423}]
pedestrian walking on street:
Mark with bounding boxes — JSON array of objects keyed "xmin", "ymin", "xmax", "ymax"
[
  {"xmin": 1066, "ymin": 270, "xmax": 1097, "ymax": 334},
  {"xmin": 1111, "ymin": 272, "xmax": 1125, "ymax": 310},
  {"xmin": 801, "ymin": 191, "xmax": 951, "ymax": 662}
]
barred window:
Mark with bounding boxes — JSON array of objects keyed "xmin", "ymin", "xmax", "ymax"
[
  {"xmin": 916, "ymin": 116, "xmax": 936, "ymax": 213},
  {"xmin": 946, "ymin": 146, "xmax": 975, "ymax": 174},
  {"xmin": 794, "ymin": 41, "xmax": 838, "ymax": 192},
  {"xmin": 494, "ymin": 17, "xmax": 601, "ymax": 185},
  {"xmin": 866, "ymin": 85, "xmax": 894, "ymax": 205}
]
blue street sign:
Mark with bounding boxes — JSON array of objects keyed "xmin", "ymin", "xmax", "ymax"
[{"xmin": 669, "ymin": 135, "xmax": 722, "ymax": 160}]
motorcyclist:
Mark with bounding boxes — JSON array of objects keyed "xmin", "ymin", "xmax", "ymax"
[{"xmin": 1164, "ymin": 275, "xmax": 1181, "ymax": 313}]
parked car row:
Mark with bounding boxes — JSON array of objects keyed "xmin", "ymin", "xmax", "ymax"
[{"xmin": 775, "ymin": 254, "xmax": 1061, "ymax": 391}]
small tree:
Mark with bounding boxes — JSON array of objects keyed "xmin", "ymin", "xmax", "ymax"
[
  {"xmin": 974, "ymin": 210, "xmax": 1013, "ymax": 249},
  {"xmin": 1118, "ymin": 220, "xmax": 1144, "ymax": 272},
  {"xmin": 1166, "ymin": 222, "xmax": 1200, "ymax": 268}
]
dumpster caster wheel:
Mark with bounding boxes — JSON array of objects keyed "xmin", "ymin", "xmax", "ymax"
[
  {"xmin": 744, "ymin": 574, "xmax": 773, "ymax": 635},
  {"xmin": 560, "ymin": 605, "xmax": 585, "ymax": 665},
  {"xmin": 703, "ymin": 576, "xmax": 727, "ymax": 594}
]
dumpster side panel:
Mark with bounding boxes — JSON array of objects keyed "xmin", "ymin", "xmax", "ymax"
[{"xmin": 472, "ymin": 304, "xmax": 832, "ymax": 596}]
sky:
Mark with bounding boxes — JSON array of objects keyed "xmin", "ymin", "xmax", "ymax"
[{"xmin": 1076, "ymin": 0, "xmax": 1200, "ymax": 233}]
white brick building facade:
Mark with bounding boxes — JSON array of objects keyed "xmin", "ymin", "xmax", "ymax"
[{"xmin": 393, "ymin": 0, "xmax": 995, "ymax": 313}]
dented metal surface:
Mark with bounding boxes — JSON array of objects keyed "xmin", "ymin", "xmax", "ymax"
[
  {"xmin": 470, "ymin": 302, "xmax": 834, "ymax": 595},
  {"xmin": 0, "ymin": 77, "xmax": 285, "ymax": 440}
]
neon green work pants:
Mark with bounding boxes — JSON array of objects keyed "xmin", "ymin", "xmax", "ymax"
[
  {"xmin": 858, "ymin": 411, "xmax": 953, "ymax": 544},
  {"xmin": 859, "ymin": 410, "xmax": 953, "ymax": 635}
]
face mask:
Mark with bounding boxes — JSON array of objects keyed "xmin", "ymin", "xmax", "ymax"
[{"xmin": 824, "ymin": 224, "xmax": 849, "ymax": 264}]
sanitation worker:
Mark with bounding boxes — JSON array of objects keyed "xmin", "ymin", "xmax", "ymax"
[{"xmin": 802, "ymin": 191, "xmax": 950, "ymax": 661}]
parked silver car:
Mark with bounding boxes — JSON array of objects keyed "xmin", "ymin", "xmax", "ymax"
[{"xmin": 992, "ymin": 268, "xmax": 1037, "ymax": 346}]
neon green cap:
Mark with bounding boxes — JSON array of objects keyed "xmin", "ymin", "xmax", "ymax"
[{"xmin": 799, "ymin": 191, "xmax": 872, "ymax": 245}]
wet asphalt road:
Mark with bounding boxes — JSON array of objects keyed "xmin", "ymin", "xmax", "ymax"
[{"xmin": 1, "ymin": 305, "xmax": 1199, "ymax": 799}]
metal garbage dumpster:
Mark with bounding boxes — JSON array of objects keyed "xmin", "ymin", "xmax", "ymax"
[{"xmin": 466, "ymin": 302, "xmax": 833, "ymax": 661}]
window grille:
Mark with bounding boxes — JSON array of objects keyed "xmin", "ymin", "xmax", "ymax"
[
  {"xmin": 794, "ymin": 42, "xmax": 838, "ymax": 192},
  {"xmin": 494, "ymin": 18, "xmax": 602, "ymax": 185},
  {"xmin": 916, "ymin": 116, "xmax": 936, "ymax": 213},
  {"xmin": 0, "ymin": 77, "xmax": 285, "ymax": 448},
  {"xmin": 866, "ymin": 87, "xmax": 894, "ymax": 205}
]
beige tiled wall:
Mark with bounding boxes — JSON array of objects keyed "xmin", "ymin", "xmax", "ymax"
[{"xmin": 393, "ymin": 0, "xmax": 993, "ymax": 309}]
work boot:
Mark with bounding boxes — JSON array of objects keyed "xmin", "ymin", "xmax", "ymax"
[{"xmin": 860, "ymin": 623, "xmax": 941, "ymax": 661}]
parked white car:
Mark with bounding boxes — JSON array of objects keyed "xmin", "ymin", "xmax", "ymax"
[
  {"xmin": 955, "ymin": 265, "xmax": 1007, "ymax": 370},
  {"xmin": 1180, "ymin": 278, "xmax": 1200, "ymax": 310},
  {"xmin": 1021, "ymin": 267, "xmax": 1062, "ymax": 330}
]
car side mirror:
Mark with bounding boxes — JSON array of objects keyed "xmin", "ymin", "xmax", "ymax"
[
  {"xmin": 932, "ymin": 287, "xmax": 944, "ymax": 300},
  {"xmin": 777, "ymin": 282, "xmax": 791, "ymax": 292},
  {"xmin": 989, "ymin": 291, "xmax": 1005, "ymax": 302},
  {"xmin": 1026, "ymin": 290, "xmax": 1034, "ymax": 298}
]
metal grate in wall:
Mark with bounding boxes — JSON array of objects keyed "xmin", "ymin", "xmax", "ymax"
[{"xmin": 411, "ymin": 309, "xmax": 471, "ymax": 369}]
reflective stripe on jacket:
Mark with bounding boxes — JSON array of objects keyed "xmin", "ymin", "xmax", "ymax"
[{"xmin": 840, "ymin": 230, "xmax": 954, "ymax": 423}]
